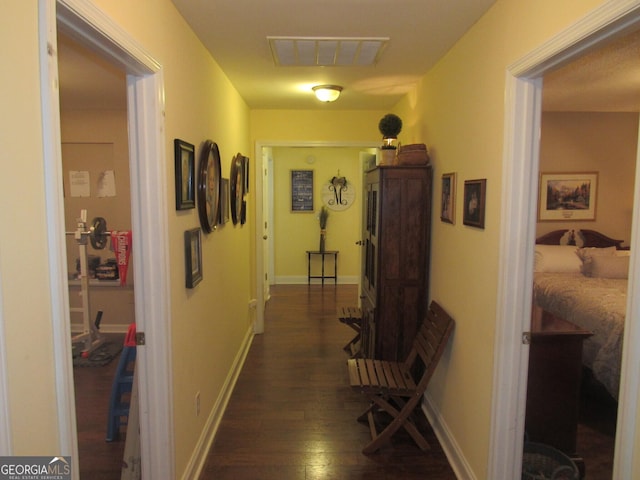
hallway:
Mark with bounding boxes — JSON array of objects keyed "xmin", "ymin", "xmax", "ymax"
[{"xmin": 201, "ymin": 284, "xmax": 456, "ymax": 479}]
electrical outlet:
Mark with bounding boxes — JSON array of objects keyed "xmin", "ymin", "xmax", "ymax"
[{"xmin": 195, "ymin": 391, "xmax": 201, "ymax": 416}]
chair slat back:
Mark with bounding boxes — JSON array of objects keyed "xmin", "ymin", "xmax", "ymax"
[{"xmin": 403, "ymin": 301, "xmax": 455, "ymax": 388}]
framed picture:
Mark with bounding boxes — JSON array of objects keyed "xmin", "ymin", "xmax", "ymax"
[
  {"xmin": 174, "ymin": 139, "xmax": 195, "ymax": 210},
  {"xmin": 291, "ymin": 169, "xmax": 314, "ymax": 212},
  {"xmin": 184, "ymin": 228, "xmax": 202, "ymax": 288},
  {"xmin": 441, "ymin": 172, "xmax": 456, "ymax": 224},
  {"xmin": 463, "ymin": 179, "xmax": 486, "ymax": 229},
  {"xmin": 538, "ymin": 172, "xmax": 598, "ymax": 221}
]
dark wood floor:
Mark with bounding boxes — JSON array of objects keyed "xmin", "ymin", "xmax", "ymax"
[
  {"xmin": 73, "ymin": 284, "xmax": 616, "ymax": 479},
  {"xmin": 200, "ymin": 284, "xmax": 457, "ymax": 479},
  {"xmin": 577, "ymin": 375, "xmax": 617, "ymax": 479},
  {"xmin": 74, "ymin": 334, "xmax": 126, "ymax": 479}
]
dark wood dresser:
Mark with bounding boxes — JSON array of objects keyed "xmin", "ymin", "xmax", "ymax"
[{"xmin": 526, "ymin": 307, "xmax": 592, "ymax": 474}]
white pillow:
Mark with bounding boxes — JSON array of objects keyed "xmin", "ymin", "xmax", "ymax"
[
  {"xmin": 586, "ymin": 255, "xmax": 629, "ymax": 279},
  {"xmin": 534, "ymin": 245, "xmax": 582, "ymax": 273},
  {"xmin": 576, "ymin": 246, "xmax": 617, "ymax": 274}
]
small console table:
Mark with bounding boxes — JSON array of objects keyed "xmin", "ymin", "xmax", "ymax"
[{"xmin": 306, "ymin": 250, "xmax": 338, "ymax": 285}]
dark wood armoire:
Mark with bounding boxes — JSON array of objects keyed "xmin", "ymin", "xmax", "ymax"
[{"xmin": 360, "ymin": 164, "xmax": 433, "ymax": 361}]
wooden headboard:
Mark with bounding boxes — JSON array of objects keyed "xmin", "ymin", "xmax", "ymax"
[{"xmin": 536, "ymin": 229, "xmax": 625, "ymax": 249}]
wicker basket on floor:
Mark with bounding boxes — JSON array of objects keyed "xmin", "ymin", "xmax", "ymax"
[{"xmin": 522, "ymin": 442, "xmax": 579, "ymax": 480}]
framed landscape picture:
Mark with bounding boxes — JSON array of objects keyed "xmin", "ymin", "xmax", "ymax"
[{"xmin": 538, "ymin": 172, "xmax": 598, "ymax": 221}]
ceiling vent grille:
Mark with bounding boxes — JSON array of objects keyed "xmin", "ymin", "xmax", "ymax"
[{"xmin": 268, "ymin": 36, "xmax": 388, "ymax": 66}]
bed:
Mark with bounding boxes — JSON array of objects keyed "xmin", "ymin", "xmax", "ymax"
[{"xmin": 533, "ymin": 229, "xmax": 629, "ymax": 400}]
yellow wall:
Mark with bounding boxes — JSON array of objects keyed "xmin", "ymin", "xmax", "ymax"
[
  {"xmin": 272, "ymin": 146, "xmax": 366, "ymax": 283},
  {"xmin": 251, "ymin": 109, "xmax": 386, "ymax": 144},
  {"xmin": 4, "ymin": 0, "xmax": 635, "ymax": 479},
  {"xmin": 395, "ymin": 0, "xmax": 606, "ymax": 476},
  {"xmin": 0, "ymin": 0, "xmax": 60, "ymax": 453},
  {"xmin": 1, "ymin": 0, "xmax": 252, "ymax": 476},
  {"xmin": 251, "ymin": 110, "xmax": 386, "ymax": 287},
  {"xmin": 87, "ymin": 1, "xmax": 253, "ymax": 475}
]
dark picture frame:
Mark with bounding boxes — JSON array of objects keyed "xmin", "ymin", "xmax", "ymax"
[
  {"xmin": 184, "ymin": 228, "xmax": 202, "ymax": 288},
  {"xmin": 174, "ymin": 139, "xmax": 195, "ymax": 210},
  {"xmin": 441, "ymin": 172, "xmax": 456, "ymax": 224},
  {"xmin": 291, "ymin": 169, "xmax": 314, "ymax": 212},
  {"xmin": 538, "ymin": 171, "xmax": 598, "ymax": 221},
  {"xmin": 463, "ymin": 179, "xmax": 486, "ymax": 229}
]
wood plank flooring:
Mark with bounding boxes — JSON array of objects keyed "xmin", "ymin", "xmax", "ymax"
[
  {"xmin": 200, "ymin": 285, "xmax": 457, "ymax": 479},
  {"xmin": 72, "ymin": 284, "xmax": 615, "ymax": 478},
  {"xmin": 74, "ymin": 334, "xmax": 126, "ymax": 479}
]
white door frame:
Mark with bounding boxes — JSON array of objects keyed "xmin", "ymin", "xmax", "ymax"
[
  {"xmin": 40, "ymin": 1, "xmax": 174, "ymax": 478},
  {"xmin": 490, "ymin": 2, "xmax": 640, "ymax": 478}
]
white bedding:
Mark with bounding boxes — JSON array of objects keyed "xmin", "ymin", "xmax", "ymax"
[{"xmin": 533, "ymin": 272, "xmax": 626, "ymax": 399}]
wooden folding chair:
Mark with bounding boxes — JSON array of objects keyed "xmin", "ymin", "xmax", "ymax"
[
  {"xmin": 337, "ymin": 306, "xmax": 362, "ymax": 357},
  {"xmin": 347, "ymin": 301, "xmax": 454, "ymax": 454}
]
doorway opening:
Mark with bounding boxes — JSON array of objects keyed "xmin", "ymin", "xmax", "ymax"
[
  {"xmin": 253, "ymin": 142, "xmax": 377, "ymax": 334},
  {"xmin": 490, "ymin": 3, "xmax": 640, "ymax": 478},
  {"xmin": 57, "ymin": 30, "xmax": 134, "ymax": 477},
  {"xmin": 526, "ymin": 30, "xmax": 640, "ymax": 477},
  {"xmin": 40, "ymin": 2, "xmax": 174, "ymax": 478}
]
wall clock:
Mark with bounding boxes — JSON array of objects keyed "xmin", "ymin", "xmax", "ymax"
[
  {"xmin": 322, "ymin": 175, "xmax": 355, "ymax": 211},
  {"xmin": 197, "ymin": 140, "xmax": 221, "ymax": 233}
]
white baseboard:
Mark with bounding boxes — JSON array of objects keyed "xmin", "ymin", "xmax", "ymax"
[
  {"xmin": 422, "ymin": 393, "xmax": 476, "ymax": 480},
  {"xmin": 181, "ymin": 325, "xmax": 254, "ymax": 480},
  {"xmin": 274, "ymin": 275, "xmax": 359, "ymax": 285}
]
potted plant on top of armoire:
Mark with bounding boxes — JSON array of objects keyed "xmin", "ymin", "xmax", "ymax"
[{"xmin": 378, "ymin": 113, "xmax": 402, "ymax": 165}]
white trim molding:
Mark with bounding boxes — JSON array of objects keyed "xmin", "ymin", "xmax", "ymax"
[
  {"xmin": 422, "ymin": 395, "xmax": 475, "ymax": 480},
  {"xmin": 39, "ymin": 1, "xmax": 79, "ymax": 468},
  {"xmin": 491, "ymin": 2, "xmax": 640, "ymax": 479}
]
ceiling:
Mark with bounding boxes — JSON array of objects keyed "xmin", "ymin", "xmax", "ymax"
[
  {"xmin": 58, "ymin": 33, "xmax": 127, "ymax": 110},
  {"xmin": 169, "ymin": 0, "xmax": 496, "ymax": 110},
  {"xmin": 543, "ymin": 27, "xmax": 640, "ymax": 112},
  {"xmin": 58, "ymin": 1, "xmax": 640, "ymax": 113}
]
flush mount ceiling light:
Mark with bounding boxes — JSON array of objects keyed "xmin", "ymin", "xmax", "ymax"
[
  {"xmin": 268, "ymin": 36, "xmax": 389, "ymax": 66},
  {"xmin": 312, "ymin": 85, "xmax": 343, "ymax": 102}
]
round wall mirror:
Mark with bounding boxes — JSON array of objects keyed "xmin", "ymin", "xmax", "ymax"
[
  {"xmin": 197, "ymin": 140, "xmax": 221, "ymax": 233},
  {"xmin": 229, "ymin": 154, "xmax": 244, "ymax": 226}
]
